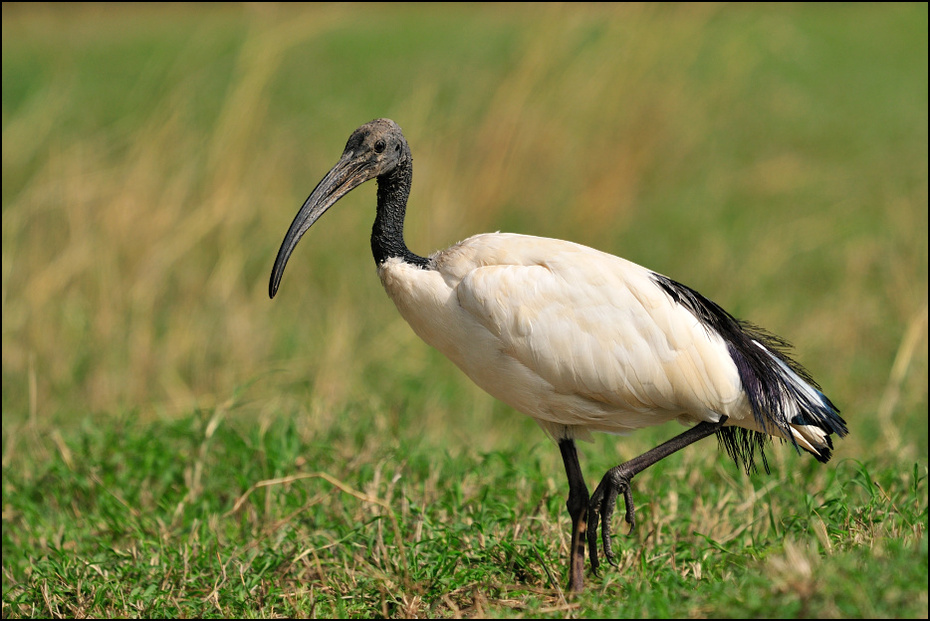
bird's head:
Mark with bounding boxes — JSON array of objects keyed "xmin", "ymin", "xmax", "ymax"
[{"xmin": 269, "ymin": 118, "xmax": 410, "ymax": 298}]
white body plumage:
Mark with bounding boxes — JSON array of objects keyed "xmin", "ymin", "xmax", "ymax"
[{"xmin": 380, "ymin": 232, "xmax": 832, "ymax": 455}]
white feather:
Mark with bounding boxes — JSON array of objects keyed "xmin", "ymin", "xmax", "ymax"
[{"xmin": 379, "ymin": 233, "xmax": 766, "ymax": 442}]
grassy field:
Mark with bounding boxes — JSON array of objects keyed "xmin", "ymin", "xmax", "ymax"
[{"xmin": 2, "ymin": 3, "xmax": 927, "ymax": 618}]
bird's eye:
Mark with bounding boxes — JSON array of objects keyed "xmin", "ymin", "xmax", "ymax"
[{"xmin": 374, "ymin": 140, "xmax": 386, "ymax": 153}]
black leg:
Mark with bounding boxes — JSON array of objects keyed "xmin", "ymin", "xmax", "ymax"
[
  {"xmin": 558, "ymin": 438, "xmax": 589, "ymax": 593},
  {"xmin": 587, "ymin": 417, "xmax": 729, "ymax": 573}
]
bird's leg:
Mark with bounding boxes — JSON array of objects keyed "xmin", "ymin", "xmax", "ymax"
[
  {"xmin": 558, "ymin": 438, "xmax": 590, "ymax": 593},
  {"xmin": 587, "ymin": 417, "xmax": 729, "ymax": 571}
]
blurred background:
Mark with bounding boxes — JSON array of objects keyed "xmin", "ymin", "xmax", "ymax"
[{"xmin": 3, "ymin": 2, "xmax": 927, "ymax": 461}]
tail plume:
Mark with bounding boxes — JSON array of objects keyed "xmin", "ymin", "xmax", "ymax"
[{"xmin": 653, "ymin": 274, "xmax": 848, "ymax": 473}]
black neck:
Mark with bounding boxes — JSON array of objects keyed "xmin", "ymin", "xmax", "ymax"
[{"xmin": 370, "ymin": 150, "xmax": 429, "ymax": 268}]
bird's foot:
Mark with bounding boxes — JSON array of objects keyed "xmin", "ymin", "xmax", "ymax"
[{"xmin": 586, "ymin": 466, "xmax": 636, "ymax": 575}]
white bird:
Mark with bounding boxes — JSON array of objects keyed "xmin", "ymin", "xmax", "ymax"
[{"xmin": 269, "ymin": 118, "xmax": 847, "ymax": 593}]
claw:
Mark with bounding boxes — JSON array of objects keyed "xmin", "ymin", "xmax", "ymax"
[
  {"xmin": 599, "ymin": 480, "xmax": 618, "ymax": 566},
  {"xmin": 587, "ymin": 466, "xmax": 636, "ymax": 573},
  {"xmin": 623, "ymin": 486, "xmax": 636, "ymax": 532}
]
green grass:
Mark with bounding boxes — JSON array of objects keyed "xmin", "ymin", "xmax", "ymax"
[
  {"xmin": 2, "ymin": 411, "xmax": 926, "ymax": 617},
  {"xmin": 3, "ymin": 3, "xmax": 927, "ymax": 618}
]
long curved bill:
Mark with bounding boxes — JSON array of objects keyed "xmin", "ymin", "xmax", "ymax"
[{"xmin": 269, "ymin": 150, "xmax": 375, "ymax": 298}]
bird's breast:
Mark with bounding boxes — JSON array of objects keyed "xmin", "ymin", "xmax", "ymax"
[{"xmin": 378, "ymin": 255, "xmax": 549, "ymax": 416}]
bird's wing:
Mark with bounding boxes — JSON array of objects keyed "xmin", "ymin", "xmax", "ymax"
[{"xmin": 447, "ymin": 235, "xmax": 742, "ymax": 424}]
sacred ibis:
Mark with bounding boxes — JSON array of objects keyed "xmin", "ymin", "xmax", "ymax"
[{"xmin": 269, "ymin": 118, "xmax": 847, "ymax": 593}]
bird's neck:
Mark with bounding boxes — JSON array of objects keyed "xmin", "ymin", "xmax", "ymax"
[{"xmin": 371, "ymin": 156, "xmax": 429, "ymax": 268}]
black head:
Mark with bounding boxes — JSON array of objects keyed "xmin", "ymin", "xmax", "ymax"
[
  {"xmin": 269, "ymin": 119, "xmax": 410, "ymax": 298},
  {"xmin": 341, "ymin": 118, "xmax": 409, "ymax": 176}
]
